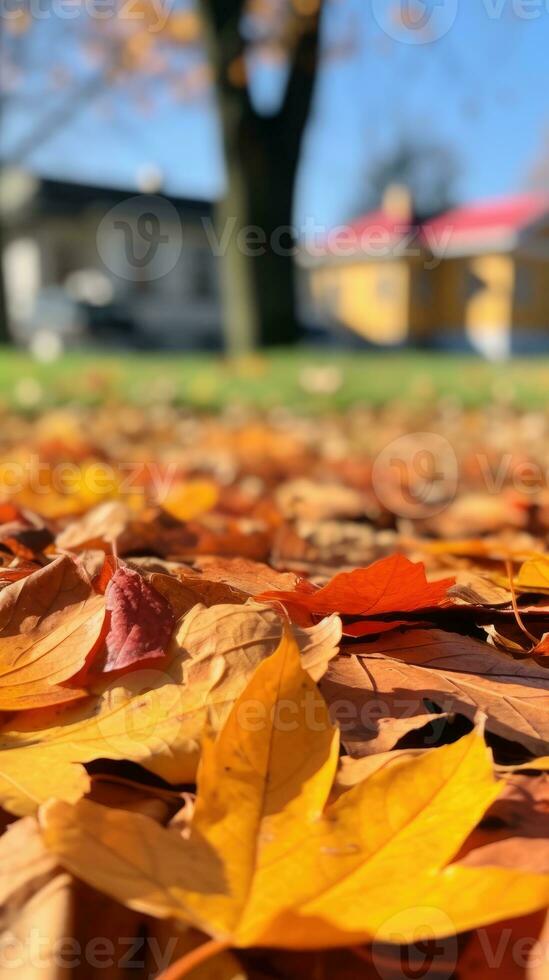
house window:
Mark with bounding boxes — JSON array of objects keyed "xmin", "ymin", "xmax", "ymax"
[
  {"xmin": 192, "ymin": 249, "xmax": 213, "ymax": 301},
  {"xmin": 515, "ymin": 265, "xmax": 533, "ymax": 307},
  {"xmin": 417, "ymin": 269, "xmax": 433, "ymax": 303},
  {"xmin": 316, "ymin": 276, "xmax": 340, "ymax": 322},
  {"xmin": 377, "ymin": 272, "xmax": 397, "ymax": 300},
  {"xmin": 464, "ymin": 270, "xmax": 484, "ymax": 300}
]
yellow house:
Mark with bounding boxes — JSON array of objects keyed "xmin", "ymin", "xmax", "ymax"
[{"xmin": 301, "ymin": 186, "xmax": 549, "ymax": 357}]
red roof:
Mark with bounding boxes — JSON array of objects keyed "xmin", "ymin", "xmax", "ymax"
[
  {"xmin": 423, "ymin": 193, "xmax": 549, "ymax": 241},
  {"xmin": 309, "ymin": 193, "xmax": 549, "ymax": 261},
  {"xmin": 346, "ymin": 208, "xmax": 411, "ymax": 239},
  {"xmin": 309, "ymin": 208, "xmax": 420, "ymax": 260}
]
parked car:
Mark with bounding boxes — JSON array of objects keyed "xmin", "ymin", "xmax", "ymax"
[{"xmin": 13, "ymin": 286, "xmax": 146, "ymax": 354}]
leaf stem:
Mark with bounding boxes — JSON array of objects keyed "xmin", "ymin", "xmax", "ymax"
[
  {"xmin": 155, "ymin": 938, "xmax": 232, "ymax": 980},
  {"xmin": 505, "ymin": 559, "xmax": 538, "ymax": 645}
]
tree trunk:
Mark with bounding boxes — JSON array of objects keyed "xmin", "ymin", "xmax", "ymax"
[
  {"xmin": 0, "ymin": 222, "xmax": 11, "ymax": 344},
  {"xmin": 200, "ymin": 0, "xmax": 322, "ymax": 351}
]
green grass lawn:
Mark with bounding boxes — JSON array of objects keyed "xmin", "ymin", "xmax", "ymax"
[{"xmin": 1, "ymin": 347, "xmax": 549, "ymax": 411}]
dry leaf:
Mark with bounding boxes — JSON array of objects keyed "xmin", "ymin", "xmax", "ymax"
[
  {"xmin": 0, "ymin": 874, "xmax": 73, "ymax": 980},
  {"xmin": 323, "ymin": 629, "xmax": 549, "ymax": 756},
  {"xmin": 458, "ymin": 774, "xmax": 549, "ymax": 874},
  {"xmin": 159, "ymin": 479, "xmax": 219, "ymax": 521},
  {"xmin": 173, "ymin": 600, "xmax": 342, "ymax": 687},
  {"xmin": 0, "ymin": 556, "xmax": 106, "ymax": 710},
  {"xmin": 190, "ymin": 556, "xmax": 300, "ymax": 597},
  {"xmin": 41, "ymin": 632, "xmax": 549, "ymax": 952},
  {"xmin": 0, "ymin": 603, "xmax": 340, "ymax": 815},
  {"xmin": 151, "ymin": 570, "xmax": 247, "ymax": 613},
  {"xmin": 457, "ymin": 912, "xmax": 548, "ymax": 980},
  {"xmin": 55, "ymin": 500, "xmax": 136, "ymax": 552},
  {"xmin": 0, "ymin": 817, "xmax": 56, "ymax": 905},
  {"xmin": 102, "ymin": 565, "xmax": 176, "ymax": 673},
  {"xmin": 259, "ymin": 554, "xmax": 454, "ymax": 635}
]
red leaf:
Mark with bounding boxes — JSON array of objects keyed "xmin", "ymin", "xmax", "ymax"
[
  {"xmin": 259, "ymin": 554, "xmax": 454, "ymax": 624},
  {"xmin": 342, "ymin": 618, "xmax": 425, "ymax": 638},
  {"xmin": 102, "ymin": 566, "xmax": 176, "ymax": 673},
  {"xmin": 93, "ymin": 554, "xmax": 119, "ymax": 595}
]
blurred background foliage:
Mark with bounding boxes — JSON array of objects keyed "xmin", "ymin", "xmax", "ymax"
[{"xmin": 1, "ymin": 0, "xmax": 549, "ymax": 381}]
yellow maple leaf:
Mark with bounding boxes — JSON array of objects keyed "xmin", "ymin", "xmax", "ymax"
[
  {"xmin": 0, "ymin": 606, "xmax": 339, "ymax": 815},
  {"xmin": 488, "ymin": 553, "xmax": 549, "ymax": 595},
  {"xmin": 513, "ymin": 555, "xmax": 549, "ymax": 594},
  {"xmin": 41, "ymin": 632, "xmax": 549, "ymax": 963},
  {"xmin": 159, "ymin": 479, "xmax": 219, "ymax": 522},
  {"xmin": 0, "ymin": 672, "xmax": 202, "ymax": 816}
]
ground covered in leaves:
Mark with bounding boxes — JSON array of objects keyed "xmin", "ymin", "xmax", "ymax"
[{"xmin": 1, "ymin": 403, "xmax": 549, "ymax": 979}]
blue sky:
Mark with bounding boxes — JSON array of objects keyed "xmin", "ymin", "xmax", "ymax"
[{"xmin": 2, "ymin": 0, "xmax": 549, "ymax": 229}]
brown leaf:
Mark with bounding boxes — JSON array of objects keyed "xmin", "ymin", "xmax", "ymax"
[
  {"xmin": 0, "ymin": 556, "xmax": 106, "ymax": 709},
  {"xmin": 322, "ymin": 629, "xmax": 549, "ymax": 755},
  {"xmin": 449, "ymin": 571, "xmax": 514, "ymax": 607},
  {"xmin": 458, "ymin": 912, "xmax": 548, "ymax": 980},
  {"xmin": 173, "ymin": 600, "xmax": 342, "ymax": 690},
  {"xmin": 0, "ymin": 555, "xmax": 92, "ymax": 636},
  {"xmin": 0, "ymin": 817, "xmax": 56, "ymax": 906},
  {"xmin": 458, "ymin": 774, "xmax": 549, "ymax": 874},
  {"xmin": 0, "ymin": 874, "xmax": 73, "ymax": 980},
  {"xmin": 345, "ymin": 711, "xmax": 451, "ymax": 757},
  {"xmin": 191, "ymin": 555, "xmax": 301, "ymax": 596},
  {"xmin": 55, "ymin": 500, "xmax": 136, "ymax": 552},
  {"xmin": 151, "ymin": 570, "xmax": 247, "ymax": 614},
  {"xmin": 275, "ymin": 478, "xmax": 365, "ymax": 522}
]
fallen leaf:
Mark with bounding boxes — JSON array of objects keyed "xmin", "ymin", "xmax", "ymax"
[
  {"xmin": 0, "ymin": 817, "xmax": 149, "ymax": 980},
  {"xmin": 151, "ymin": 570, "xmax": 247, "ymax": 614},
  {"xmin": 0, "ymin": 554, "xmax": 93, "ymax": 635},
  {"xmin": 101, "ymin": 565, "xmax": 176, "ymax": 673},
  {"xmin": 0, "ymin": 873, "xmax": 73, "ymax": 979},
  {"xmin": 501, "ymin": 759, "xmax": 549, "ymax": 773},
  {"xmin": 191, "ymin": 556, "xmax": 301, "ymax": 597},
  {"xmin": 159, "ymin": 479, "xmax": 219, "ymax": 521},
  {"xmin": 173, "ymin": 600, "xmax": 342, "ymax": 686},
  {"xmin": 528, "ymin": 911, "xmax": 549, "ymax": 980},
  {"xmin": 458, "ymin": 774, "xmax": 549, "ymax": 874},
  {"xmin": 0, "ymin": 518, "xmax": 52, "ymax": 561},
  {"xmin": 512, "ymin": 557, "xmax": 549, "ymax": 595},
  {"xmin": 68, "ymin": 877, "xmax": 153, "ymax": 980},
  {"xmin": 342, "ymin": 711, "xmax": 450, "ymax": 758},
  {"xmin": 41, "ymin": 632, "xmax": 549, "ymax": 952},
  {"xmin": 332, "ymin": 748, "xmax": 427, "ymax": 796},
  {"xmin": 457, "ymin": 911, "xmax": 548, "ymax": 980},
  {"xmin": 0, "ymin": 556, "xmax": 107, "ymax": 710},
  {"xmin": 448, "ymin": 571, "xmax": 513, "ymax": 606},
  {"xmin": 259, "ymin": 554, "xmax": 454, "ymax": 634},
  {"xmin": 0, "ymin": 560, "xmax": 42, "ymax": 586},
  {"xmin": 0, "ymin": 604, "xmax": 340, "ymax": 815},
  {"xmin": 56, "ymin": 501, "xmax": 145, "ymax": 554},
  {"xmin": 275, "ymin": 479, "xmax": 365, "ymax": 522},
  {"xmin": 421, "ymin": 491, "xmax": 528, "ymax": 538},
  {"xmin": 0, "ymin": 817, "xmax": 56, "ymax": 905},
  {"xmin": 322, "ymin": 629, "xmax": 549, "ymax": 756}
]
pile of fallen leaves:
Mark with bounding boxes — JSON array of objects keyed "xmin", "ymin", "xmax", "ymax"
[{"xmin": 1, "ymin": 405, "xmax": 549, "ymax": 979}]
